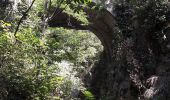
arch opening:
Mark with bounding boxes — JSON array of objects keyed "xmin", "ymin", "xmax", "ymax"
[{"xmin": 48, "ymin": 7, "xmax": 116, "ymax": 62}]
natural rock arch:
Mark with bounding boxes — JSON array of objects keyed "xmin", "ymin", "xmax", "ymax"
[
  {"xmin": 48, "ymin": 5, "xmax": 118, "ymax": 98},
  {"xmin": 48, "ymin": 6, "xmax": 116, "ymax": 62},
  {"xmin": 2, "ymin": 0, "xmax": 170, "ymax": 99},
  {"xmin": 48, "ymin": 1, "xmax": 170, "ymax": 100}
]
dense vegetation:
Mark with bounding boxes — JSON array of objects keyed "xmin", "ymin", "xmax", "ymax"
[
  {"xmin": 1, "ymin": 0, "xmax": 170, "ymax": 100},
  {"xmin": 0, "ymin": 0, "xmax": 102, "ymax": 99}
]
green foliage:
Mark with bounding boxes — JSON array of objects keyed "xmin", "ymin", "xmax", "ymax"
[
  {"xmin": 0, "ymin": 0, "xmax": 102, "ymax": 99},
  {"xmin": 46, "ymin": 28, "xmax": 102, "ymax": 62},
  {"xmin": 0, "ymin": 24, "xmax": 63, "ymax": 99},
  {"xmin": 83, "ymin": 90, "xmax": 95, "ymax": 100}
]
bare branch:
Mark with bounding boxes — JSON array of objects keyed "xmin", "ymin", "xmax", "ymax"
[{"xmin": 14, "ymin": 0, "xmax": 36, "ymax": 36}]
